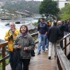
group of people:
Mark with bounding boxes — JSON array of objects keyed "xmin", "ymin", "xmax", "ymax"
[
  {"xmin": 4, "ymin": 22, "xmax": 35, "ymax": 70},
  {"xmin": 37, "ymin": 18, "xmax": 70, "ymax": 59},
  {"xmin": 4, "ymin": 18, "xmax": 70, "ymax": 70}
]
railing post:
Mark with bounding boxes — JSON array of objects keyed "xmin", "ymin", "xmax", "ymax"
[
  {"xmin": 64, "ymin": 38, "xmax": 67, "ymax": 55},
  {"xmin": 2, "ymin": 46, "xmax": 5, "ymax": 70},
  {"xmin": 57, "ymin": 56, "xmax": 62, "ymax": 70}
]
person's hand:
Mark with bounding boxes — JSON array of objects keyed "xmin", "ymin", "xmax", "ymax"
[
  {"xmin": 17, "ymin": 45, "xmax": 21, "ymax": 48},
  {"xmin": 45, "ymin": 32, "xmax": 48, "ymax": 36},
  {"xmin": 8, "ymin": 35, "xmax": 13, "ymax": 40},
  {"xmin": 24, "ymin": 47, "xmax": 28, "ymax": 51}
]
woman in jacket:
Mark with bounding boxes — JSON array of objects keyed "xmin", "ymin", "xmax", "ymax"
[{"xmin": 14, "ymin": 25, "xmax": 35, "ymax": 70}]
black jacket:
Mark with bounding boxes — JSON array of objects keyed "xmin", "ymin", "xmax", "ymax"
[
  {"xmin": 38, "ymin": 22, "xmax": 48, "ymax": 34},
  {"xmin": 48, "ymin": 26, "xmax": 59, "ymax": 43}
]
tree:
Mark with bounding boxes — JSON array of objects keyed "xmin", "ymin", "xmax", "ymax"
[
  {"xmin": 2, "ymin": 1, "xmax": 41, "ymax": 14},
  {"xmin": 39, "ymin": 0, "xmax": 59, "ymax": 17},
  {"xmin": 59, "ymin": 4, "xmax": 70, "ymax": 20}
]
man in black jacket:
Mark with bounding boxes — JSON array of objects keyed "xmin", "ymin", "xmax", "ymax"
[{"xmin": 48, "ymin": 22, "xmax": 59, "ymax": 59}]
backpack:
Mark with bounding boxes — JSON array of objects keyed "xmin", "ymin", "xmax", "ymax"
[{"xmin": 31, "ymin": 50, "xmax": 35, "ymax": 57}]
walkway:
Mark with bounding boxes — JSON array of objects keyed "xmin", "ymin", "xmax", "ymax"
[{"xmin": 6, "ymin": 49, "xmax": 56, "ymax": 70}]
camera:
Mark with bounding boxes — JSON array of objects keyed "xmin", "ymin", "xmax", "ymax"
[{"xmin": 9, "ymin": 35, "xmax": 13, "ymax": 40}]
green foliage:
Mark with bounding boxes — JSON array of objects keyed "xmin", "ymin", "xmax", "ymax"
[
  {"xmin": 39, "ymin": 0, "xmax": 59, "ymax": 16},
  {"xmin": 59, "ymin": 4, "xmax": 70, "ymax": 20},
  {"xmin": 0, "ymin": 54, "xmax": 9, "ymax": 70},
  {"xmin": 33, "ymin": 22, "xmax": 38, "ymax": 27}
]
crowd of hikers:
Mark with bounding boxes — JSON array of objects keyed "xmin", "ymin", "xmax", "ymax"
[
  {"xmin": 38, "ymin": 18, "xmax": 70, "ymax": 58},
  {"xmin": 4, "ymin": 18, "xmax": 70, "ymax": 70}
]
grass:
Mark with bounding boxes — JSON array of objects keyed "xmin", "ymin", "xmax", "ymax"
[{"xmin": 0, "ymin": 53, "xmax": 9, "ymax": 70}]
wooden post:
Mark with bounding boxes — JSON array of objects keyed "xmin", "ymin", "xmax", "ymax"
[
  {"xmin": 57, "ymin": 56, "xmax": 62, "ymax": 70},
  {"xmin": 64, "ymin": 38, "xmax": 66, "ymax": 55},
  {"xmin": 0, "ymin": 40, "xmax": 8, "ymax": 70},
  {"xmin": 2, "ymin": 47, "xmax": 5, "ymax": 70}
]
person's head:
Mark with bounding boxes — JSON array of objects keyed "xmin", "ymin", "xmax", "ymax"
[
  {"xmin": 40, "ymin": 18, "xmax": 45, "ymax": 23},
  {"xmin": 57, "ymin": 20, "xmax": 62, "ymax": 25},
  {"xmin": 53, "ymin": 22, "xmax": 57, "ymax": 26},
  {"xmin": 20, "ymin": 25, "xmax": 28, "ymax": 34},
  {"xmin": 47, "ymin": 21, "xmax": 51, "ymax": 27},
  {"xmin": 67, "ymin": 19, "xmax": 70, "ymax": 23},
  {"xmin": 9, "ymin": 22, "xmax": 15, "ymax": 31}
]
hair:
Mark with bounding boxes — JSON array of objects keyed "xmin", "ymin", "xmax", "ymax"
[
  {"xmin": 9, "ymin": 22, "xmax": 15, "ymax": 26},
  {"xmin": 54, "ymin": 22, "xmax": 57, "ymax": 26},
  {"xmin": 20, "ymin": 25, "xmax": 28, "ymax": 33},
  {"xmin": 41, "ymin": 18, "xmax": 45, "ymax": 21}
]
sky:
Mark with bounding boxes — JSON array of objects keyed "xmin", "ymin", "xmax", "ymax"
[
  {"xmin": 26, "ymin": 0, "xmax": 43, "ymax": 1},
  {"xmin": 35, "ymin": 0, "xmax": 43, "ymax": 1}
]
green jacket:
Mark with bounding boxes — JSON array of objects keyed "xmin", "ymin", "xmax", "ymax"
[{"xmin": 14, "ymin": 33, "xmax": 35, "ymax": 59}]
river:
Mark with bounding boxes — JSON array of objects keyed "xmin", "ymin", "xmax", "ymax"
[{"xmin": 0, "ymin": 17, "xmax": 38, "ymax": 40}]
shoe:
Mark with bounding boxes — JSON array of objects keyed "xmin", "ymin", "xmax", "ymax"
[
  {"xmin": 38, "ymin": 52, "xmax": 40, "ymax": 55},
  {"xmin": 42, "ymin": 50, "xmax": 45, "ymax": 52},
  {"xmin": 46, "ymin": 48, "xmax": 48, "ymax": 51},
  {"xmin": 48, "ymin": 56, "xmax": 51, "ymax": 60}
]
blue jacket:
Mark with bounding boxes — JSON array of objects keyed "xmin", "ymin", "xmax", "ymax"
[{"xmin": 38, "ymin": 22, "xmax": 48, "ymax": 34}]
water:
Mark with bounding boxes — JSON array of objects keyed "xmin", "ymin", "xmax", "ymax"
[{"xmin": 0, "ymin": 17, "xmax": 38, "ymax": 40}]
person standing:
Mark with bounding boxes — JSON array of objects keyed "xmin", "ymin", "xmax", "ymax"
[
  {"xmin": 4, "ymin": 22, "xmax": 19, "ymax": 70},
  {"xmin": 14, "ymin": 25, "xmax": 35, "ymax": 70},
  {"xmin": 37, "ymin": 18, "xmax": 48, "ymax": 54},
  {"xmin": 57, "ymin": 20, "xmax": 67, "ymax": 48}
]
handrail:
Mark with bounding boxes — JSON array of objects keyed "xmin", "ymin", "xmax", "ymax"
[
  {"xmin": 0, "ymin": 32, "xmax": 38, "ymax": 70},
  {"xmin": 57, "ymin": 33, "xmax": 70, "ymax": 55},
  {"xmin": 0, "ymin": 55, "xmax": 9, "ymax": 63},
  {"xmin": 56, "ymin": 33, "xmax": 70, "ymax": 70},
  {"xmin": 0, "ymin": 40, "xmax": 8, "ymax": 48},
  {"xmin": 57, "ymin": 33, "xmax": 70, "ymax": 43},
  {"xmin": 56, "ymin": 46, "xmax": 70, "ymax": 70},
  {"xmin": 31, "ymin": 32, "xmax": 38, "ymax": 37},
  {"xmin": 0, "ymin": 40, "xmax": 8, "ymax": 70},
  {"xmin": 0, "ymin": 31, "xmax": 70, "ymax": 70}
]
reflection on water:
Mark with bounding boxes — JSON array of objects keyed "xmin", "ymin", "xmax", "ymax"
[{"xmin": 0, "ymin": 17, "xmax": 38, "ymax": 40}]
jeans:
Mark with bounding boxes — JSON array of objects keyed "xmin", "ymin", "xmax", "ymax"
[
  {"xmin": 38, "ymin": 34, "xmax": 46, "ymax": 53},
  {"xmin": 17, "ymin": 61, "xmax": 22, "ymax": 70},
  {"xmin": 9, "ymin": 52, "xmax": 15, "ymax": 70}
]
